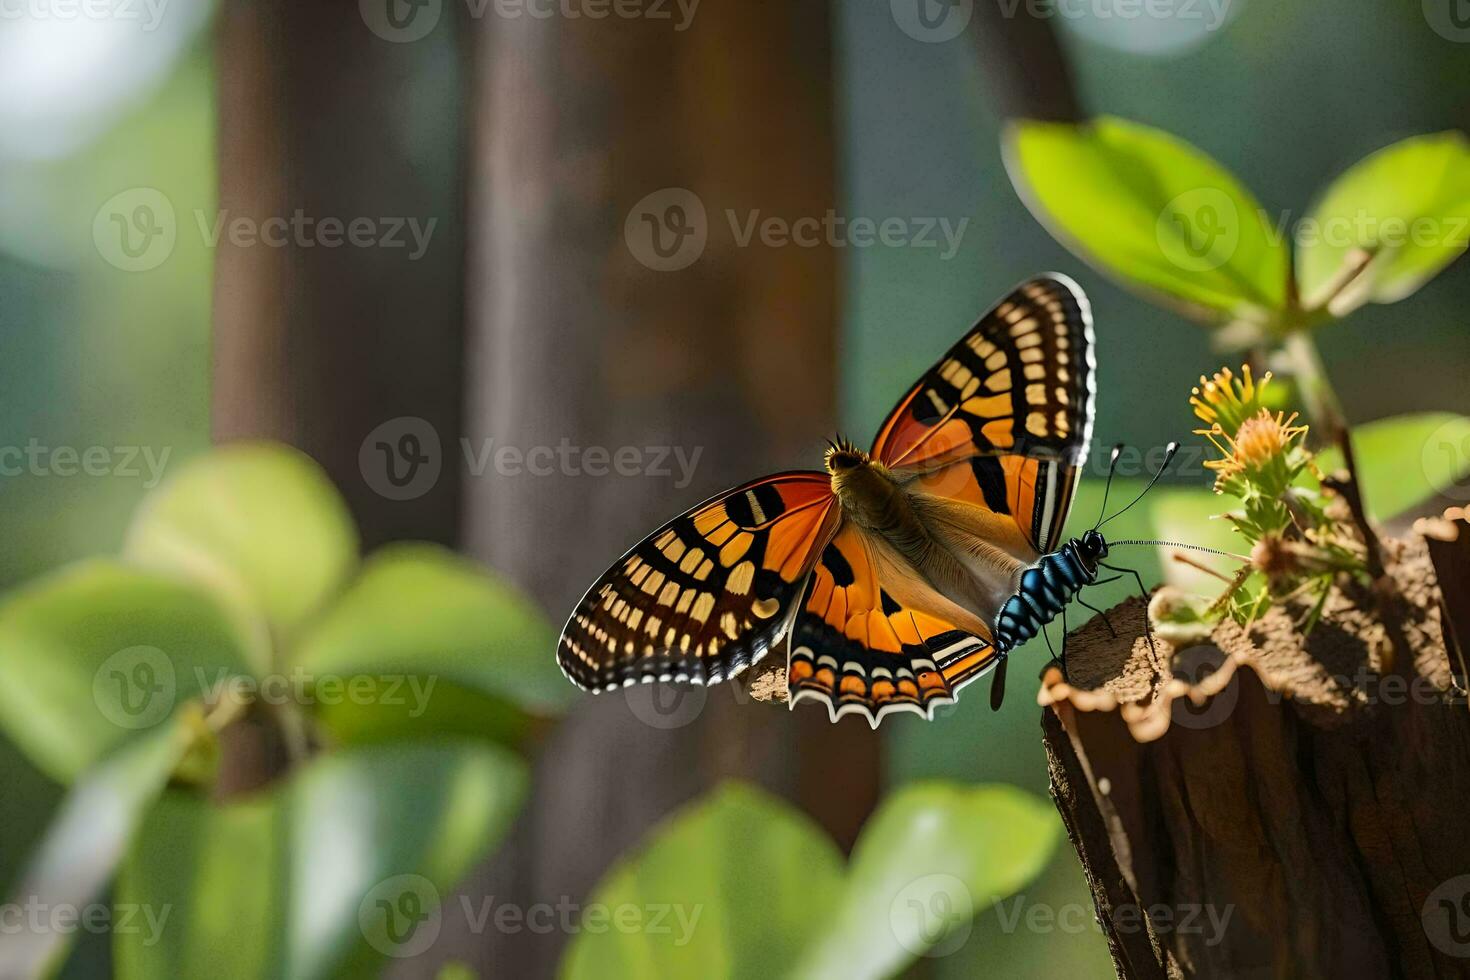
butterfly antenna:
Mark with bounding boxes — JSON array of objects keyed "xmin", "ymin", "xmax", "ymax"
[
  {"xmin": 1111, "ymin": 539, "xmax": 1250, "ymax": 562},
  {"xmin": 1092, "ymin": 444, "xmax": 1124, "ymax": 529},
  {"xmin": 1098, "ymin": 441, "xmax": 1180, "ymax": 529}
]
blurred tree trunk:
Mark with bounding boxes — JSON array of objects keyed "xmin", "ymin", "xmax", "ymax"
[
  {"xmin": 440, "ymin": 2, "xmax": 880, "ymax": 975},
  {"xmin": 210, "ymin": 0, "xmax": 466, "ymax": 793},
  {"xmin": 212, "ymin": 0, "xmax": 466, "ymax": 551}
]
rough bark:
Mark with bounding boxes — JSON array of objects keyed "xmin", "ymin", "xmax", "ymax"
[{"xmin": 1041, "ymin": 524, "xmax": 1470, "ymax": 979}]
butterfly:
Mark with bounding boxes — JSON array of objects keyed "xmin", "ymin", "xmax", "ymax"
[{"xmin": 557, "ymin": 274, "xmax": 1106, "ymax": 728}]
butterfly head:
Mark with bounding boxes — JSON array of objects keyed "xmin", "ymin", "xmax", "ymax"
[
  {"xmin": 824, "ymin": 437, "xmax": 869, "ymax": 474},
  {"xmin": 1076, "ymin": 528, "xmax": 1109, "ymax": 567}
]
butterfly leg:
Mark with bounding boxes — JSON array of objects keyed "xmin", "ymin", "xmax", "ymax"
[
  {"xmin": 1077, "ymin": 597, "xmax": 1116, "ymax": 638},
  {"xmin": 1059, "ymin": 606, "xmax": 1069, "ymax": 677},
  {"xmin": 989, "ymin": 654, "xmax": 1009, "ymax": 712},
  {"xmin": 1101, "ymin": 562, "xmax": 1155, "ymax": 653}
]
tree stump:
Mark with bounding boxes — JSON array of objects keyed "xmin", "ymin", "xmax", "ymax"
[{"xmin": 1041, "ymin": 517, "xmax": 1470, "ymax": 979}]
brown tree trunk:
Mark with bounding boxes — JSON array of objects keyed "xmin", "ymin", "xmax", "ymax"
[
  {"xmin": 210, "ymin": 0, "xmax": 467, "ymax": 792},
  {"xmin": 1041, "ymin": 527, "xmax": 1470, "ymax": 979},
  {"xmin": 440, "ymin": 3, "xmax": 879, "ymax": 976}
]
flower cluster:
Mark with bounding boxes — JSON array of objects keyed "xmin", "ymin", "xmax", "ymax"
[{"xmin": 1184, "ymin": 366, "xmax": 1364, "ymax": 628}]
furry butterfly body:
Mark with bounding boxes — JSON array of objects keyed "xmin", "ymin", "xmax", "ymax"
[{"xmin": 558, "ymin": 274, "xmax": 1098, "ymax": 727}]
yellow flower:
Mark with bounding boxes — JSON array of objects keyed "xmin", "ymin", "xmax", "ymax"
[
  {"xmin": 1191, "ymin": 364, "xmax": 1270, "ymax": 432},
  {"xmin": 1198, "ymin": 408, "xmax": 1307, "ymax": 492}
]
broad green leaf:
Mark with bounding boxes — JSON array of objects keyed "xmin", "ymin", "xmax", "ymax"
[
  {"xmin": 795, "ymin": 784, "xmax": 1059, "ymax": 980},
  {"xmin": 117, "ymin": 741, "xmax": 526, "ymax": 980},
  {"xmin": 1296, "ymin": 132, "xmax": 1470, "ymax": 314},
  {"xmin": 311, "ymin": 678, "xmax": 531, "ymax": 751},
  {"xmin": 560, "ymin": 782, "xmax": 846, "ymax": 980},
  {"xmin": 1005, "ymin": 116, "xmax": 1288, "ymax": 318},
  {"xmin": 295, "ymin": 543, "xmax": 571, "ymax": 716},
  {"xmin": 1148, "ymin": 487, "xmax": 1243, "ymax": 593},
  {"xmin": 0, "ymin": 561, "xmax": 254, "ymax": 782},
  {"xmin": 125, "ymin": 443, "xmax": 358, "ymax": 640},
  {"xmin": 0, "ymin": 716, "xmax": 196, "ymax": 978},
  {"xmin": 1318, "ymin": 412, "xmax": 1470, "ymax": 520}
]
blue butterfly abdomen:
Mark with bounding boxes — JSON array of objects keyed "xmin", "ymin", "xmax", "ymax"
[{"xmin": 992, "ymin": 543, "xmax": 1096, "ymax": 653}]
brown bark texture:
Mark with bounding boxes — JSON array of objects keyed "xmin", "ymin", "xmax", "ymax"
[{"xmin": 1041, "ymin": 520, "xmax": 1470, "ymax": 979}]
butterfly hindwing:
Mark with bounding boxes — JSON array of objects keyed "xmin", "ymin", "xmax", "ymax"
[
  {"xmin": 557, "ymin": 473, "xmax": 839, "ymax": 692},
  {"xmin": 786, "ymin": 521, "xmax": 1001, "ymax": 727}
]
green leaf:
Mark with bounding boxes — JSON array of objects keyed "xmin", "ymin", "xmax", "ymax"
[
  {"xmin": 1148, "ymin": 487, "xmax": 1243, "ymax": 593},
  {"xmin": 1296, "ymin": 132, "xmax": 1470, "ymax": 314},
  {"xmin": 295, "ymin": 543, "xmax": 571, "ymax": 717},
  {"xmin": 560, "ymin": 783, "xmax": 846, "ymax": 980},
  {"xmin": 311, "ymin": 678, "xmax": 531, "ymax": 752},
  {"xmin": 1318, "ymin": 412, "xmax": 1470, "ymax": 520},
  {"xmin": 794, "ymin": 784, "xmax": 1059, "ymax": 980},
  {"xmin": 1005, "ymin": 116, "xmax": 1288, "ymax": 318},
  {"xmin": 117, "ymin": 741, "xmax": 526, "ymax": 980},
  {"xmin": 0, "ymin": 561, "xmax": 254, "ymax": 782},
  {"xmin": 125, "ymin": 443, "xmax": 358, "ymax": 640},
  {"xmin": 0, "ymin": 716, "xmax": 196, "ymax": 978}
]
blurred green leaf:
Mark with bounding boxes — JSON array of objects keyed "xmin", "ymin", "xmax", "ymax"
[
  {"xmin": 561, "ymin": 782, "xmax": 845, "ymax": 980},
  {"xmin": 0, "ymin": 561, "xmax": 253, "ymax": 782},
  {"xmin": 125, "ymin": 443, "xmax": 358, "ymax": 643},
  {"xmin": 295, "ymin": 543, "xmax": 571, "ymax": 717},
  {"xmin": 312, "ymin": 678, "xmax": 530, "ymax": 751},
  {"xmin": 1319, "ymin": 412, "xmax": 1470, "ymax": 520},
  {"xmin": 0, "ymin": 716, "xmax": 195, "ymax": 979},
  {"xmin": 795, "ymin": 784, "xmax": 1059, "ymax": 980},
  {"xmin": 436, "ymin": 963, "xmax": 479, "ymax": 980},
  {"xmin": 1148, "ymin": 487, "xmax": 1242, "ymax": 593},
  {"xmin": 1005, "ymin": 116, "xmax": 1288, "ymax": 318},
  {"xmin": 1296, "ymin": 132, "xmax": 1470, "ymax": 314},
  {"xmin": 117, "ymin": 741, "xmax": 526, "ymax": 980}
]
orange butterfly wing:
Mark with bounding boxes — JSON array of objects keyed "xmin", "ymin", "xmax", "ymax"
[
  {"xmin": 558, "ymin": 473, "xmax": 839, "ymax": 691},
  {"xmin": 870, "ymin": 275, "xmax": 1094, "ymax": 555},
  {"xmin": 786, "ymin": 522, "xmax": 1000, "ymax": 728}
]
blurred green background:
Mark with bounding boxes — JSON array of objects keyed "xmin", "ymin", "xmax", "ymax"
[{"xmin": 1, "ymin": 0, "xmax": 1466, "ymax": 976}]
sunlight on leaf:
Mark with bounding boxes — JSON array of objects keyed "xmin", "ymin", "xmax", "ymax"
[
  {"xmin": 1296, "ymin": 132, "xmax": 1470, "ymax": 315},
  {"xmin": 1318, "ymin": 412, "xmax": 1470, "ymax": 520},
  {"xmin": 295, "ymin": 542, "xmax": 571, "ymax": 718},
  {"xmin": 116, "ymin": 741, "xmax": 525, "ymax": 980},
  {"xmin": 560, "ymin": 783, "xmax": 845, "ymax": 980},
  {"xmin": 794, "ymin": 783, "xmax": 1059, "ymax": 980},
  {"xmin": 1148, "ymin": 487, "xmax": 1242, "ymax": 593},
  {"xmin": 125, "ymin": 442, "xmax": 358, "ymax": 642},
  {"xmin": 0, "ymin": 717, "xmax": 195, "ymax": 978},
  {"xmin": 1005, "ymin": 116, "xmax": 1288, "ymax": 320},
  {"xmin": 0, "ymin": 561, "xmax": 253, "ymax": 782}
]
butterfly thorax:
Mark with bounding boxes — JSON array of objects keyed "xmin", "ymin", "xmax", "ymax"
[{"xmin": 827, "ymin": 454, "xmax": 929, "ymax": 560}]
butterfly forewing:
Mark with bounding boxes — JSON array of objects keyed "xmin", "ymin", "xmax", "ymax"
[
  {"xmin": 873, "ymin": 274, "xmax": 1095, "ymax": 556},
  {"xmin": 557, "ymin": 473, "xmax": 839, "ymax": 692}
]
